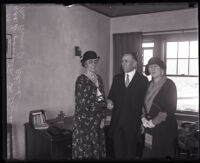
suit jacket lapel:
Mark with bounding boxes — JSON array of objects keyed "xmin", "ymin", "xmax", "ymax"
[
  {"xmin": 127, "ymin": 71, "xmax": 138, "ymax": 88},
  {"xmin": 121, "ymin": 73, "xmax": 126, "ymax": 88}
]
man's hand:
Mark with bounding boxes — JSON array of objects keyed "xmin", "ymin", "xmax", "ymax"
[
  {"xmin": 107, "ymin": 99, "xmax": 114, "ymax": 110},
  {"xmin": 104, "ymin": 115, "xmax": 111, "ymax": 126}
]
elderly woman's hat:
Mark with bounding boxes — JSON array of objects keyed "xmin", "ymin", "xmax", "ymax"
[
  {"xmin": 145, "ymin": 57, "xmax": 166, "ymax": 75},
  {"xmin": 81, "ymin": 51, "xmax": 100, "ymax": 65}
]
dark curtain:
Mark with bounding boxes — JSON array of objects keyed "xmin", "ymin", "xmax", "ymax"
[{"xmin": 113, "ymin": 32, "xmax": 142, "ymax": 76}]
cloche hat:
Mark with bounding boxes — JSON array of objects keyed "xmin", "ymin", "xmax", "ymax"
[
  {"xmin": 81, "ymin": 51, "xmax": 100, "ymax": 66},
  {"xmin": 145, "ymin": 57, "xmax": 166, "ymax": 75}
]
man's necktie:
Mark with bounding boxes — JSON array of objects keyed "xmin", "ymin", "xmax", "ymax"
[{"xmin": 125, "ymin": 74, "xmax": 130, "ymax": 87}]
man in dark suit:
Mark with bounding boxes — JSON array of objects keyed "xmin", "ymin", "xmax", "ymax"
[{"xmin": 107, "ymin": 52, "xmax": 148, "ymax": 160}]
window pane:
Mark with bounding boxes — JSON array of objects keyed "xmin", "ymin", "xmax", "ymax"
[
  {"xmin": 143, "ymin": 66, "xmax": 152, "ymax": 81},
  {"xmin": 178, "ymin": 59, "xmax": 188, "ymax": 75},
  {"xmin": 190, "ymin": 41, "xmax": 198, "ymax": 58},
  {"xmin": 189, "ymin": 59, "xmax": 198, "ymax": 76},
  {"xmin": 166, "ymin": 42, "xmax": 177, "ymax": 58},
  {"xmin": 178, "ymin": 41, "xmax": 189, "ymax": 58},
  {"xmin": 143, "ymin": 66, "xmax": 145, "ymax": 72},
  {"xmin": 168, "ymin": 76, "xmax": 199, "ymax": 112},
  {"xmin": 166, "ymin": 59, "xmax": 177, "ymax": 74},
  {"xmin": 142, "ymin": 43, "xmax": 154, "ymax": 47},
  {"xmin": 143, "ymin": 49, "xmax": 153, "ymax": 65}
]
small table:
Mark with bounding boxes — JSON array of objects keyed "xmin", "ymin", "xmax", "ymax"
[{"xmin": 24, "ymin": 116, "xmax": 73, "ymax": 161}]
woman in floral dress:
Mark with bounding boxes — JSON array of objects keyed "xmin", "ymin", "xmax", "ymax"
[{"xmin": 72, "ymin": 51, "xmax": 110, "ymax": 160}]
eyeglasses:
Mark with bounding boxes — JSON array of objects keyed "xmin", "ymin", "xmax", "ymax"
[{"xmin": 87, "ymin": 59, "xmax": 99, "ymax": 64}]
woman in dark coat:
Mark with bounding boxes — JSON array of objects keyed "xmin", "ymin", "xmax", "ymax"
[
  {"xmin": 141, "ymin": 57, "xmax": 178, "ymax": 160},
  {"xmin": 72, "ymin": 51, "xmax": 110, "ymax": 160}
]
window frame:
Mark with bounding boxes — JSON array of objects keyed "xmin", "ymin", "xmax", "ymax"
[
  {"xmin": 164, "ymin": 40, "xmax": 198, "ymax": 77},
  {"xmin": 142, "ymin": 41, "xmax": 155, "ymax": 74},
  {"xmin": 142, "ymin": 31, "xmax": 199, "ymax": 114},
  {"xmin": 164, "ymin": 34, "xmax": 198, "ymax": 113}
]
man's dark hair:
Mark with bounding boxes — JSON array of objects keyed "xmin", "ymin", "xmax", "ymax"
[{"xmin": 123, "ymin": 52, "xmax": 138, "ymax": 62}]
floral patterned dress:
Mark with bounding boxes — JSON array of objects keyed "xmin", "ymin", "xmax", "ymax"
[{"xmin": 72, "ymin": 74, "xmax": 109, "ymax": 160}]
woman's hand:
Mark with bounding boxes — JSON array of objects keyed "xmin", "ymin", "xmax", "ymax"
[
  {"xmin": 100, "ymin": 116, "xmax": 111, "ymax": 128},
  {"xmin": 142, "ymin": 117, "xmax": 155, "ymax": 128},
  {"xmin": 107, "ymin": 99, "xmax": 114, "ymax": 110},
  {"xmin": 141, "ymin": 117, "xmax": 149, "ymax": 128}
]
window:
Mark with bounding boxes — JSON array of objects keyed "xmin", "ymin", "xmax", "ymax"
[
  {"xmin": 167, "ymin": 76, "xmax": 198, "ymax": 112},
  {"xmin": 165, "ymin": 40, "xmax": 199, "ymax": 112},
  {"xmin": 166, "ymin": 41, "xmax": 198, "ymax": 76},
  {"xmin": 142, "ymin": 31, "xmax": 198, "ymax": 113},
  {"xmin": 142, "ymin": 42, "xmax": 154, "ymax": 80}
]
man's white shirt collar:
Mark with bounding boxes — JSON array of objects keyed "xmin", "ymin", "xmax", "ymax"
[{"xmin": 125, "ymin": 69, "xmax": 136, "ymax": 83}]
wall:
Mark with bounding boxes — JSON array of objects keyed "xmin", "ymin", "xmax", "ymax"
[
  {"xmin": 6, "ymin": 4, "xmax": 110, "ymax": 160},
  {"xmin": 109, "ymin": 8, "xmax": 198, "ymax": 86}
]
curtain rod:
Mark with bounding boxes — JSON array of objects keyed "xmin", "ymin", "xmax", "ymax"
[{"xmin": 142, "ymin": 28, "xmax": 198, "ymax": 36}]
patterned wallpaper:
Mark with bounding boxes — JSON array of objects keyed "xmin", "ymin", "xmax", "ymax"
[{"xmin": 6, "ymin": 5, "xmax": 25, "ymax": 159}]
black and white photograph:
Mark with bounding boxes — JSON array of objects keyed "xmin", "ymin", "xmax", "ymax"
[{"xmin": 1, "ymin": 1, "xmax": 199, "ymax": 161}]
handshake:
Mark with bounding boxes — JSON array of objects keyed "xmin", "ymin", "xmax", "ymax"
[
  {"xmin": 142, "ymin": 112, "xmax": 167, "ymax": 128},
  {"xmin": 100, "ymin": 99, "xmax": 113, "ymax": 129},
  {"xmin": 107, "ymin": 99, "xmax": 114, "ymax": 110},
  {"xmin": 100, "ymin": 115, "xmax": 111, "ymax": 128}
]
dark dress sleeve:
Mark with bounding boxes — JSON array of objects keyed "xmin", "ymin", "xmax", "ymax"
[{"xmin": 162, "ymin": 79, "xmax": 177, "ymax": 117}]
